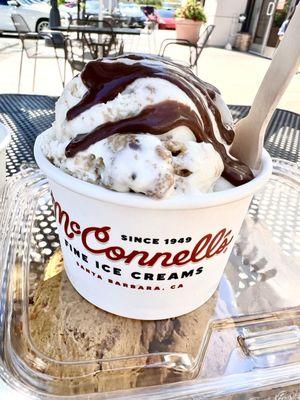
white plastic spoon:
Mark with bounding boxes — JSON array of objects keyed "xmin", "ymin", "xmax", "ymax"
[{"xmin": 230, "ymin": 4, "xmax": 300, "ymax": 170}]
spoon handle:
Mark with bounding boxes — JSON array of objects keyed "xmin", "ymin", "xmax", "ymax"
[{"xmin": 231, "ymin": 5, "xmax": 300, "ymax": 169}]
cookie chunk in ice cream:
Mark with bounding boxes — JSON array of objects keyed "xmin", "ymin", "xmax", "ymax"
[{"xmin": 41, "ymin": 54, "xmax": 253, "ymax": 198}]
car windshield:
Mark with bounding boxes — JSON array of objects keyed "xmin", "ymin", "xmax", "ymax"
[
  {"xmin": 158, "ymin": 9, "xmax": 175, "ymax": 17},
  {"xmin": 18, "ymin": 0, "xmax": 47, "ymax": 5},
  {"xmin": 120, "ymin": 3, "xmax": 138, "ymax": 7},
  {"xmin": 86, "ymin": 0, "xmax": 99, "ymax": 12},
  {"xmin": 162, "ymin": 2, "xmax": 179, "ymax": 8},
  {"xmin": 119, "ymin": 3, "xmax": 143, "ymax": 16}
]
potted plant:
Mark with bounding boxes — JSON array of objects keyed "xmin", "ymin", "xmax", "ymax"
[{"xmin": 175, "ymin": 0, "xmax": 206, "ymax": 44}]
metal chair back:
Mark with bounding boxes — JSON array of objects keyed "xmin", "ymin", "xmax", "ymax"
[
  {"xmin": 11, "ymin": 13, "xmax": 30, "ymax": 34},
  {"xmin": 12, "ymin": 14, "xmax": 65, "ymax": 91},
  {"xmin": 191, "ymin": 24, "xmax": 215, "ymax": 69},
  {"xmin": 158, "ymin": 24, "xmax": 215, "ymax": 72},
  {"xmin": 87, "ymin": 17, "xmax": 113, "ymax": 31},
  {"xmin": 11, "ymin": 14, "xmax": 39, "ymax": 58},
  {"xmin": 197, "ymin": 24, "xmax": 215, "ymax": 48},
  {"xmin": 64, "ymin": 37, "xmax": 86, "ymax": 74},
  {"xmin": 66, "ymin": 17, "xmax": 116, "ymax": 57},
  {"xmin": 85, "ymin": 18, "xmax": 119, "ymax": 57}
]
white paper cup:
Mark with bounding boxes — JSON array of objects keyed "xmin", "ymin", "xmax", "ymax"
[
  {"xmin": 35, "ymin": 134, "xmax": 272, "ymax": 320},
  {"xmin": 0, "ymin": 123, "xmax": 11, "ymax": 190}
]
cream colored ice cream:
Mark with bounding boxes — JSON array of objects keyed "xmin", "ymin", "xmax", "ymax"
[{"xmin": 41, "ymin": 54, "xmax": 253, "ymax": 198}]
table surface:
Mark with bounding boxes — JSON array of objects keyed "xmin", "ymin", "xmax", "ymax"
[
  {"xmin": 50, "ymin": 25, "xmax": 141, "ymax": 35},
  {"xmin": 0, "ymin": 94, "xmax": 300, "ymax": 400}
]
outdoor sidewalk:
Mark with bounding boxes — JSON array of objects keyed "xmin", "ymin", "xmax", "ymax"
[{"xmin": 0, "ymin": 32, "xmax": 299, "ymax": 114}]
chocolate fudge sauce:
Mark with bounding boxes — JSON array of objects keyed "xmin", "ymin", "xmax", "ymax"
[
  {"xmin": 66, "ymin": 101, "xmax": 202, "ymax": 156},
  {"xmin": 65, "ymin": 54, "xmax": 254, "ymax": 186}
]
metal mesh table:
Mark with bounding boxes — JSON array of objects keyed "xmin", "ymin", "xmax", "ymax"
[
  {"xmin": 0, "ymin": 94, "xmax": 299, "ymax": 400},
  {"xmin": 0, "ymin": 94, "xmax": 56, "ymax": 176},
  {"xmin": 0, "ymin": 94, "xmax": 299, "ymax": 175}
]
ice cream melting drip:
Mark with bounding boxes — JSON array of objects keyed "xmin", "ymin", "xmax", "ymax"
[{"xmin": 65, "ymin": 54, "xmax": 254, "ymax": 186}]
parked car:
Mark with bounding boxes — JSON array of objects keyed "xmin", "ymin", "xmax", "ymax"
[
  {"xmin": 59, "ymin": 0, "xmax": 109, "ymax": 19},
  {"xmin": 59, "ymin": 0, "xmax": 126, "ymax": 27},
  {"xmin": 156, "ymin": 8, "xmax": 175, "ymax": 29},
  {"xmin": 84, "ymin": 0, "xmax": 108, "ymax": 17},
  {"xmin": 0, "ymin": 0, "xmax": 50, "ymax": 32},
  {"xmin": 113, "ymin": 3, "xmax": 146, "ymax": 28}
]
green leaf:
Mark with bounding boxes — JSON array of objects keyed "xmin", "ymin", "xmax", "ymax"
[{"xmin": 176, "ymin": 0, "xmax": 206, "ymax": 22}]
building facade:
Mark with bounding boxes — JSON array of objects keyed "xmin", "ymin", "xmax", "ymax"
[{"xmin": 204, "ymin": 0, "xmax": 299, "ymax": 57}]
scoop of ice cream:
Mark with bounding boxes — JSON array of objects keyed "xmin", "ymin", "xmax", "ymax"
[
  {"xmin": 54, "ymin": 75, "xmax": 197, "ymax": 142},
  {"xmin": 41, "ymin": 54, "xmax": 254, "ymax": 198},
  {"xmin": 96, "ymin": 133, "xmax": 175, "ymax": 198},
  {"xmin": 168, "ymin": 141, "xmax": 224, "ymax": 194}
]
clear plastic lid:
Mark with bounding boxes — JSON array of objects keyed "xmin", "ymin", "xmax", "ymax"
[{"xmin": 0, "ymin": 159, "xmax": 300, "ymax": 399}]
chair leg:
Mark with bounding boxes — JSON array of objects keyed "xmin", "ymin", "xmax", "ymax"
[
  {"xmin": 119, "ymin": 39, "xmax": 124, "ymax": 55},
  {"xmin": 161, "ymin": 42, "xmax": 175, "ymax": 57},
  {"xmin": 195, "ymin": 55, "xmax": 199, "ymax": 75},
  {"xmin": 63, "ymin": 57, "xmax": 67, "ymax": 87},
  {"xmin": 32, "ymin": 58, "xmax": 37, "ymax": 92},
  {"xmin": 189, "ymin": 46, "xmax": 193, "ymax": 68},
  {"xmin": 158, "ymin": 39, "xmax": 173, "ymax": 56},
  {"xmin": 47, "ymin": 35, "xmax": 65, "ymax": 88},
  {"xmin": 159, "ymin": 42, "xmax": 165, "ymax": 56},
  {"xmin": 32, "ymin": 40, "xmax": 38, "ymax": 92},
  {"xmin": 194, "ymin": 47, "xmax": 203, "ymax": 75},
  {"xmin": 55, "ymin": 50, "xmax": 64, "ymax": 88},
  {"xmin": 18, "ymin": 46, "xmax": 24, "ymax": 93}
]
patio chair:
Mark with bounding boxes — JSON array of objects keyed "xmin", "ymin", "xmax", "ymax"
[
  {"xmin": 88, "ymin": 17, "xmax": 125, "ymax": 57},
  {"xmin": 63, "ymin": 37, "xmax": 90, "ymax": 75},
  {"xmin": 11, "ymin": 14, "xmax": 65, "ymax": 92},
  {"xmin": 158, "ymin": 24, "xmax": 215, "ymax": 73},
  {"xmin": 68, "ymin": 18, "xmax": 120, "ymax": 59},
  {"xmin": 88, "ymin": 18, "xmax": 123, "ymax": 57}
]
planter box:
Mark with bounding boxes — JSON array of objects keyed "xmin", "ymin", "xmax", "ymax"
[{"xmin": 175, "ymin": 18, "xmax": 204, "ymax": 44}]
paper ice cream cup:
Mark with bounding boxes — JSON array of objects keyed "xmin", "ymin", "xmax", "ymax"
[
  {"xmin": 0, "ymin": 123, "xmax": 11, "ymax": 191},
  {"xmin": 34, "ymin": 135, "xmax": 272, "ymax": 320}
]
